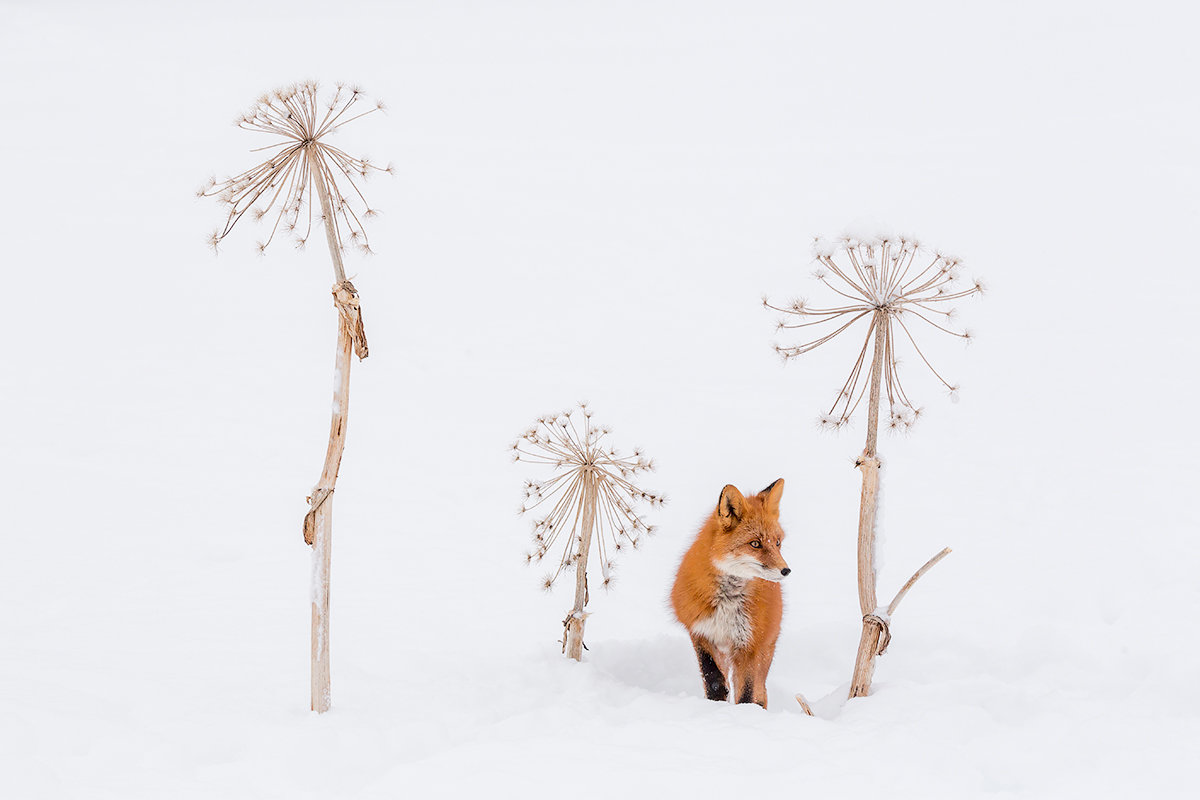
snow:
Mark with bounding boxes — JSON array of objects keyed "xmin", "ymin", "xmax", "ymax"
[{"xmin": 2, "ymin": 1, "xmax": 1199, "ymax": 798}]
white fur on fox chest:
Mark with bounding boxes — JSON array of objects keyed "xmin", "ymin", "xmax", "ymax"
[{"xmin": 689, "ymin": 575, "xmax": 751, "ymax": 653}]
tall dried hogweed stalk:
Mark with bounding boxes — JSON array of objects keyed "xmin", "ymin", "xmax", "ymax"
[
  {"xmin": 765, "ymin": 230, "xmax": 985, "ymax": 701},
  {"xmin": 765, "ymin": 233, "xmax": 984, "ymax": 432},
  {"xmin": 199, "ymin": 80, "xmax": 390, "ymax": 713},
  {"xmin": 198, "ymin": 81, "xmax": 392, "ymax": 262},
  {"xmin": 512, "ymin": 403, "xmax": 663, "ymax": 659}
]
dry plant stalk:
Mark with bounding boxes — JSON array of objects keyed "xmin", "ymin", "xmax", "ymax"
[
  {"xmin": 765, "ymin": 232, "xmax": 983, "ymax": 699},
  {"xmin": 512, "ymin": 403, "xmax": 664, "ymax": 660},
  {"xmin": 200, "ymin": 81, "xmax": 387, "ymax": 713}
]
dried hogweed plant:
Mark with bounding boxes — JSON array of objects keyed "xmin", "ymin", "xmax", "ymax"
[
  {"xmin": 199, "ymin": 81, "xmax": 391, "ymax": 714},
  {"xmin": 512, "ymin": 403, "xmax": 664, "ymax": 660},
  {"xmin": 764, "ymin": 232, "xmax": 984, "ymax": 700}
]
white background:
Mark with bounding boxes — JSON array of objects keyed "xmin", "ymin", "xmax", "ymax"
[{"xmin": 2, "ymin": 1, "xmax": 1197, "ymax": 797}]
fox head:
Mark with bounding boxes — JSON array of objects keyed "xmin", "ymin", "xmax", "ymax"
[{"xmin": 710, "ymin": 479, "xmax": 790, "ymax": 582}]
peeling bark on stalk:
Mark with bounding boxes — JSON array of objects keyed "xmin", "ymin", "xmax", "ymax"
[
  {"xmin": 301, "ymin": 144, "xmax": 368, "ymax": 713},
  {"xmin": 305, "ymin": 324, "xmax": 352, "ymax": 713},
  {"xmin": 564, "ymin": 468, "xmax": 597, "ymax": 660}
]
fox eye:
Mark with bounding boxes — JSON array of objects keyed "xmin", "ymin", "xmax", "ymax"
[{"xmin": 750, "ymin": 540, "xmax": 762, "ymax": 549}]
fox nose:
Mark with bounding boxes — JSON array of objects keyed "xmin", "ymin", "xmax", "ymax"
[{"xmin": 780, "ymin": 567, "xmax": 791, "ymax": 577}]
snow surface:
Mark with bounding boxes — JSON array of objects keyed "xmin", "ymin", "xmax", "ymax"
[{"xmin": 3, "ymin": 1, "xmax": 1199, "ymax": 797}]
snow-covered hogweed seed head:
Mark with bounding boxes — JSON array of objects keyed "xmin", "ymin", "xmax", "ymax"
[
  {"xmin": 512, "ymin": 402, "xmax": 663, "ymax": 590},
  {"xmin": 765, "ymin": 232, "xmax": 984, "ymax": 430},
  {"xmin": 200, "ymin": 81, "xmax": 390, "ymax": 256}
]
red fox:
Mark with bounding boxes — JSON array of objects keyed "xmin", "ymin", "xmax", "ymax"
[{"xmin": 671, "ymin": 479, "xmax": 789, "ymax": 708}]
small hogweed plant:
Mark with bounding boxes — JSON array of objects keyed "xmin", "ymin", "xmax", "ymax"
[
  {"xmin": 764, "ymin": 230, "xmax": 986, "ymax": 700},
  {"xmin": 511, "ymin": 402, "xmax": 664, "ymax": 659},
  {"xmin": 764, "ymin": 232, "xmax": 984, "ymax": 433},
  {"xmin": 198, "ymin": 80, "xmax": 392, "ymax": 260}
]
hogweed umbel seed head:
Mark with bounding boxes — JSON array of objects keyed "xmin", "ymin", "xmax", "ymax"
[
  {"xmin": 200, "ymin": 81, "xmax": 390, "ymax": 256},
  {"xmin": 512, "ymin": 402, "xmax": 663, "ymax": 590},
  {"xmin": 766, "ymin": 232, "xmax": 984, "ymax": 431}
]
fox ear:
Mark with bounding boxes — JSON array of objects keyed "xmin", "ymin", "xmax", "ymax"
[
  {"xmin": 717, "ymin": 484, "xmax": 745, "ymax": 529},
  {"xmin": 759, "ymin": 478, "xmax": 784, "ymax": 517}
]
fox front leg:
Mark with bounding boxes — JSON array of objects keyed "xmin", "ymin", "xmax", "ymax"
[
  {"xmin": 735, "ymin": 674, "xmax": 768, "ymax": 709},
  {"xmin": 732, "ymin": 649, "xmax": 771, "ymax": 709},
  {"xmin": 691, "ymin": 637, "xmax": 729, "ymax": 702}
]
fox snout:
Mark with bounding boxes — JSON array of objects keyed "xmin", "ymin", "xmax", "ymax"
[
  {"xmin": 762, "ymin": 548, "xmax": 790, "ymax": 580},
  {"xmin": 715, "ymin": 551, "xmax": 791, "ymax": 582},
  {"xmin": 759, "ymin": 559, "xmax": 792, "ymax": 582},
  {"xmin": 749, "ymin": 547, "xmax": 790, "ymax": 581}
]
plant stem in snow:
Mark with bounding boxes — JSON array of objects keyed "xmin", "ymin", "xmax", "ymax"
[
  {"xmin": 849, "ymin": 311, "xmax": 886, "ymax": 698},
  {"xmin": 301, "ymin": 146, "xmax": 368, "ymax": 713},
  {"xmin": 848, "ymin": 311, "xmax": 951, "ymax": 698},
  {"xmin": 305, "ymin": 310, "xmax": 354, "ymax": 713},
  {"xmin": 564, "ymin": 468, "xmax": 596, "ymax": 660}
]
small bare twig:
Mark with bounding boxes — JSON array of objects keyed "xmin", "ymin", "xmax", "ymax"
[
  {"xmin": 856, "ymin": 547, "xmax": 951, "ymax": 661},
  {"xmin": 887, "ymin": 547, "xmax": 952, "ymax": 616}
]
